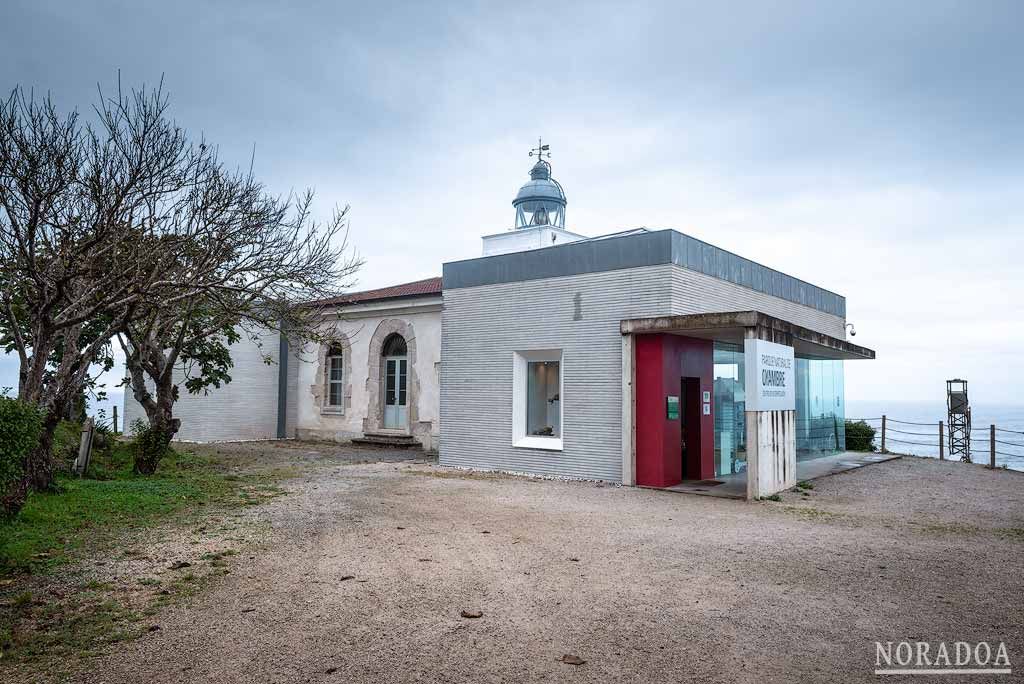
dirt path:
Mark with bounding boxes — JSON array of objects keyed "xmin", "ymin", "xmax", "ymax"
[{"xmin": 52, "ymin": 446, "xmax": 1024, "ymax": 682}]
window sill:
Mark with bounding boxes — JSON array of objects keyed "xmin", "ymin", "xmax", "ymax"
[
  {"xmin": 320, "ymin": 407, "xmax": 345, "ymax": 416},
  {"xmin": 513, "ymin": 436, "xmax": 563, "ymax": 451}
]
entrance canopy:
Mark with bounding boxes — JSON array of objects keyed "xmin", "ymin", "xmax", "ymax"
[{"xmin": 620, "ymin": 310, "xmax": 875, "ymax": 361}]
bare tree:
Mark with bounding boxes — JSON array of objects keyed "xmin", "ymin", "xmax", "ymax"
[
  {"xmin": 118, "ymin": 186, "xmax": 361, "ymax": 473},
  {"xmin": 0, "ymin": 81, "xmax": 208, "ymax": 503},
  {"xmin": 0, "ymin": 77, "xmax": 359, "ymax": 508}
]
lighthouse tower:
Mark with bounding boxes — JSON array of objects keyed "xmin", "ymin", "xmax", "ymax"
[{"xmin": 481, "ymin": 139, "xmax": 586, "ymax": 256}]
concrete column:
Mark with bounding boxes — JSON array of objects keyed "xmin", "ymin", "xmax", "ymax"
[
  {"xmin": 621, "ymin": 333, "xmax": 636, "ymax": 486},
  {"xmin": 744, "ymin": 326, "xmax": 797, "ymax": 500},
  {"xmin": 746, "ymin": 409, "xmax": 797, "ymax": 499}
]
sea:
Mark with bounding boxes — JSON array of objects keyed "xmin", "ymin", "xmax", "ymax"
[
  {"xmin": 88, "ymin": 393, "xmax": 1024, "ymax": 473},
  {"xmin": 846, "ymin": 400, "xmax": 1024, "ymax": 473}
]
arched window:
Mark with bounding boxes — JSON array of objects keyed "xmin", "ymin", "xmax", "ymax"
[
  {"xmin": 382, "ymin": 334, "xmax": 407, "ymax": 357},
  {"xmin": 326, "ymin": 345, "xmax": 345, "ymax": 407}
]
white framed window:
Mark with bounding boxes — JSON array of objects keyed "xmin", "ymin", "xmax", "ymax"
[
  {"xmin": 326, "ymin": 346, "xmax": 344, "ymax": 409},
  {"xmin": 512, "ymin": 349, "xmax": 563, "ymax": 451}
]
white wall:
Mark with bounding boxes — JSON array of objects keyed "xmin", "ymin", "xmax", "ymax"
[
  {"xmin": 481, "ymin": 226, "xmax": 586, "ymax": 256},
  {"xmin": 123, "ymin": 326, "xmax": 284, "ymax": 442},
  {"xmin": 295, "ymin": 297, "xmax": 442, "ymax": 449},
  {"xmin": 122, "ymin": 299, "xmax": 443, "ymax": 447}
]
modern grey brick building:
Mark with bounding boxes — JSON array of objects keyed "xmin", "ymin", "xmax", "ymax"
[{"xmin": 127, "ymin": 147, "xmax": 873, "ymax": 498}]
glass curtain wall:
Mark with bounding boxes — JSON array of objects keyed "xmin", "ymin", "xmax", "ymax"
[
  {"xmin": 713, "ymin": 343, "xmax": 746, "ymax": 477},
  {"xmin": 713, "ymin": 344, "xmax": 846, "ymax": 475},
  {"xmin": 794, "ymin": 358, "xmax": 846, "ymax": 460}
]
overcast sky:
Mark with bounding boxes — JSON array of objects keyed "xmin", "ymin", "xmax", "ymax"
[{"xmin": 2, "ymin": 0, "xmax": 1022, "ymax": 404}]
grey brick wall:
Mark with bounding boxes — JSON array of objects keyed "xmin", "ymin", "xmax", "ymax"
[
  {"xmin": 123, "ymin": 327, "xmax": 284, "ymax": 442},
  {"xmin": 669, "ymin": 266, "xmax": 847, "ymax": 338},
  {"xmin": 439, "ymin": 262, "xmax": 845, "ymax": 482}
]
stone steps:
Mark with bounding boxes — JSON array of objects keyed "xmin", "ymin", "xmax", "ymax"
[{"xmin": 351, "ymin": 433, "xmax": 422, "ymax": 449}]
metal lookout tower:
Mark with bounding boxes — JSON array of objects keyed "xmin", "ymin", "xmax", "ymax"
[{"xmin": 946, "ymin": 379, "xmax": 971, "ymax": 463}]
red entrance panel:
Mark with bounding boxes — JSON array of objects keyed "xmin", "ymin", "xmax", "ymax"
[{"xmin": 634, "ymin": 333, "xmax": 714, "ymax": 487}]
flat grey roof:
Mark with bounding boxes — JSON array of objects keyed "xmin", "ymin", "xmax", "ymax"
[
  {"xmin": 620, "ymin": 311, "xmax": 874, "ymax": 361},
  {"xmin": 443, "ymin": 229, "xmax": 846, "ymax": 318}
]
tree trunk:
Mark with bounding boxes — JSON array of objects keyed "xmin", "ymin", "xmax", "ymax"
[
  {"xmin": 133, "ymin": 392, "xmax": 181, "ymax": 475},
  {"xmin": 26, "ymin": 411, "xmax": 61, "ymax": 492},
  {"xmin": 124, "ymin": 337, "xmax": 184, "ymax": 475},
  {"xmin": 0, "ymin": 476, "xmax": 29, "ymax": 519}
]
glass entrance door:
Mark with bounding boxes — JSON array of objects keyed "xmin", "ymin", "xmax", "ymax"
[{"xmin": 383, "ymin": 356, "xmax": 408, "ymax": 429}]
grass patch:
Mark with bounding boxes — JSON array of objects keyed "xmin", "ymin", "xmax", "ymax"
[
  {"xmin": 996, "ymin": 527, "xmax": 1024, "ymax": 541},
  {"xmin": 796, "ymin": 480, "xmax": 814, "ymax": 490},
  {"xmin": 0, "ymin": 589, "xmax": 146, "ymax": 665},
  {"xmin": 910, "ymin": 521, "xmax": 982, "ymax": 537},
  {"xmin": 0, "ymin": 441, "xmax": 288, "ymax": 674},
  {"xmin": 0, "ymin": 443, "xmax": 279, "ymax": 577},
  {"xmin": 778, "ymin": 506, "xmax": 846, "ymax": 522}
]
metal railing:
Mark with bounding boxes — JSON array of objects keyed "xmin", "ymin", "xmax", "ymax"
[{"xmin": 847, "ymin": 416, "xmax": 1024, "ymax": 470}]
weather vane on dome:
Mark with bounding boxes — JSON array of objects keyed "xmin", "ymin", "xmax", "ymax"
[{"xmin": 529, "ymin": 137, "xmax": 551, "ymax": 161}]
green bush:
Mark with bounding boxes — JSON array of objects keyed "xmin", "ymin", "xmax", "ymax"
[
  {"xmin": 52, "ymin": 420, "xmax": 83, "ymax": 468},
  {"xmin": 845, "ymin": 419, "xmax": 877, "ymax": 452},
  {"xmin": 91, "ymin": 423, "xmax": 113, "ymax": 454},
  {"xmin": 0, "ymin": 397, "xmax": 44, "ymax": 518},
  {"xmin": 50, "ymin": 419, "xmax": 114, "ymax": 475},
  {"xmin": 130, "ymin": 419, "xmax": 172, "ymax": 475}
]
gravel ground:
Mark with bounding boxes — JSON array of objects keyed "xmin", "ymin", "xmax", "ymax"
[{"xmin": 51, "ymin": 445, "xmax": 1024, "ymax": 682}]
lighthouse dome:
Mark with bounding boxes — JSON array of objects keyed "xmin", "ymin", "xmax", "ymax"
[{"xmin": 512, "ymin": 151, "xmax": 566, "ymax": 229}]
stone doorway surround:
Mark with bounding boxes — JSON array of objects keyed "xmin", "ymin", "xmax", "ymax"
[{"xmin": 363, "ymin": 319, "xmax": 421, "ymax": 436}]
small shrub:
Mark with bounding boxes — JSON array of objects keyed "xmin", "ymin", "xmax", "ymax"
[
  {"xmin": 0, "ymin": 397, "xmax": 44, "ymax": 518},
  {"xmin": 845, "ymin": 420, "xmax": 877, "ymax": 452},
  {"xmin": 91, "ymin": 423, "xmax": 113, "ymax": 453},
  {"xmin": 130, "ymin": 419, "xmax": 172, "ymax": 475},
  {"xmin": 52, "ymin": 420, "xmax": 83, "ymax": 468}
]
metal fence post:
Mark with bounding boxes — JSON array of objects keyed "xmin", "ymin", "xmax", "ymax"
[
  {"xmin": 990, "ymin": 424, "xmax": 996, "ymax": 469},
  {"xmin": 112, "ymin": 404, "xmax": 118, "ymax": 435},
  {"xmin": 880, "ymin": 415, "xmax": 887, "ymax": 453},
  {"xmin": 939, "ymin": 421, "xmax": 944, "ymax": 460}
]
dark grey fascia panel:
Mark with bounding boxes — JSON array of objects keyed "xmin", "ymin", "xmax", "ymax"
[
  {"xmin": 444, "ymin": 230, "xmax": 674, "ymax": 290},
  {"xmin": 444, "ymin": 228, "xmax": 847, "ymax": 318},
  {"xmin": 664, "ymin": 230, "xmax": 846, "ymax": 317}
]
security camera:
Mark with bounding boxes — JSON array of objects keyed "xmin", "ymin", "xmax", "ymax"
[{"xmin": 845, "ymin": 323, "xmax": 856, "ymax": 337}]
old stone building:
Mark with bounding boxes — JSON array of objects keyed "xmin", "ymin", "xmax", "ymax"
[
  {"xmin": 294, "ymin": 278, "xmax": 442, "ymax": 450},
  {"xmin": 124, "ymin": 277, "xmax": 442, "ymax": 449}
]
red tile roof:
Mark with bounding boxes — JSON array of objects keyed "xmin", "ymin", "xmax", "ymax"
[{"xmin": 320, "ymin": 276, "xmax": 442, "ymax": 306}]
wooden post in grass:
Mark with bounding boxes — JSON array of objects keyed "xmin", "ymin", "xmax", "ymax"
[
  {"xmin": 880, "ymin": 415, "xmax": 887, "ymax": 453},
  {"xmin": 939, "ymin": 421, "xmax": 945, "ymax": 460},
  {"xmin": 990, "ymin": 424, "xmax": 996, "ymax": 469},
  {"xmin": 74, "ymin": 417, "xmax": 95, "ymax": 477},
  {"xmin": 112, "ymin": 404, "xmax": 118, "ymax": 435}
]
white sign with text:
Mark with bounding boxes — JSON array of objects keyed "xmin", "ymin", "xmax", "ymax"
[{"xmin": 744, "ymin": 339, "xmax": 796, "ymax": 412}]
